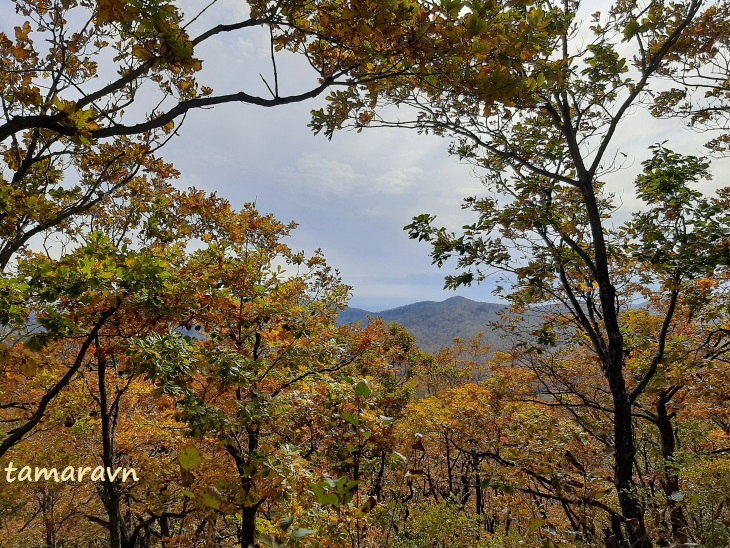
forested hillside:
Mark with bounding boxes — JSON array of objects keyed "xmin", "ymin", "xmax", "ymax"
[
  {"xmin": 1, "ymin": 0, "xmax": 729, "ymax": 547},
  {"xmin": 340, "ymin": 297, "xmax": 507, "ymax": 352}
]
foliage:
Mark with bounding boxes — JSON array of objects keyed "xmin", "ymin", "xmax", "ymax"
[
  {"xmin": 391, "ymin": 501, "xmax": 493, "ymax": 548},
  {"xmin": 320, "ymin": 0, "xmax": 730, "ymax": 546},
  {"xmin": 3, "ymin": 0, "xmax": 730, "ymax": 547},
  {"xmin": 340, "ymin": 296, "xmax": 508, "ymax": 354}
]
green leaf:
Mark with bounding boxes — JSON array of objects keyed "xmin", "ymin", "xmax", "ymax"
[
  {"xmin": 278, "ymin": 516, "xmax": 294, "ymax": 532},
  {"xmin": 312, "ymin": 483, "xmax": 339, "ymax": 507},
  {"xmin": 354, "ymin": 380, "xmax": 371, "ymax": 397},
  {"xmin": 291, "ymin": 527, "xmax": 316, "ymax": 539},
  {"xmin": 178, "ymin": 447, "xmax": 201, "ymax": 470},
  {"xmin": 466, "ymin": 14, "xmax": 488, "ymax": 37},
  {"xmin": 342, "ymin": 411, "xmax": 359, "ymax": 426},
  {"xmin": 336, "ymin": 477, "xmax": 359, "ymax": 496},
  {"xmin": 199, "ymin": 491, "xmax": 221, "ymax": 510},
  {"xmin": 442, "ymin": 0, "xmax": 463, "ymax": 16},
  {"xmin": 259, "ymin": 534, "xmax": 285, "ymax": 548},
  {"xmin": 623, "ymin": 19, "xmax": 640, "ymax": 41}
]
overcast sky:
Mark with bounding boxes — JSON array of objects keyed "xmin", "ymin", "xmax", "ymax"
[
  {"xmin": 6, "ymin": 1, "xmax": 722, "ymax": 312},
  {"xmin": 153, "ymin": 0, "xmax": 730, "ymax": 312},
  {"xmin": 154, "ymin": 0, "xmax": 724, "ymax": 311},
  {"xmin": 157, "ymin": 0, "xmax": 505, "ymax": 311}
]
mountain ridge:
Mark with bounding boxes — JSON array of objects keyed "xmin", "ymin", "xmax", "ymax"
[{"xmin": 339, "ymin": 296, "xmax": 509, "ymax": 353}]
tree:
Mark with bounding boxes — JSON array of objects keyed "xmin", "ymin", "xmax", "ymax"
[
  {"xmin": 0, "ymin": 179, "xmax": 213, "ymax": 546},
  {"xmin": 0, "ymin": 181, "xmax": 424, "ymax": 546},
  {"xmin": 390, "ymin": 298, "xmax": 730, "ymax": 546},
  {"xmin": 0, "ymin": 173, "xmax": 189, "ymax": 458},
  {"xmin": 125, "ymin": 194, "xmax": 421, "ymax": 547},
  {"xmin": 316, "ymin": 1, "xmax": 730, "ymax": 545},
  {"xmin": 0, "ymin": 0, "xmax": 438, "ymax": 461},
  {"xmin": 0, "ymin": 0, "xmax": 434, "ymax": 269},
  {"xmin": 653, "ymin": 1, "xmax": 730, "ymax": 153}
]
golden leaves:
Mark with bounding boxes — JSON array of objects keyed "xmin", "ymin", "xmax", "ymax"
[
  {"xmin": 95, "ymin": 0, "xmax": 136, "ymax": 25},
  {"xmin": 14, "ymin": 22, "xmax": 32, "ymax": 42},
  {"xmin": 0, "ymin": 344, "xmax": 43, "ymax": 378}
]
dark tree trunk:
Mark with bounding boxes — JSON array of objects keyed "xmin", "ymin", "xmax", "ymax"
[
  {"xmin": 230, "ymin": 426, "xmax": 264, "ymax": 548},
  {"xmin": 40, "ymin": 489, "xmax": 57, "ymax": 548},
  {"xmin": 472, "ymin": 450, "xmax": 483, "ymax": 516},
  {"xmin": 581, "ymin": 184, "xmax": 651, "ymax": 548},
  {"xmin": 369, "ymin": 451, "xmax": 387, "ymax": 499},
  {"xmin": 612, "ymin": 389, "xmax": 650, "ymax": 548},
  {"xmin": 96, "ymin": 345, "xmax": 133, "ymax": 548},
  {"xmin": 239, "ymin": 507, "xmax": 258, "ymax": 548},
  {"xmin": 445, "ymin": 432, "xmax": 454, "ymax": 495},
  {"xmin": 656, "ymin": 387, "xmax": 689, "ymax": 545}
]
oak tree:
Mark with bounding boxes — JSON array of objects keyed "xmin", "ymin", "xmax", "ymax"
[{"xmin": 315, "ymin": 1, "xmax": 730, "ymax": 545}]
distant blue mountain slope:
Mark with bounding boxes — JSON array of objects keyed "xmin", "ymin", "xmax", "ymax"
[{"xmin": 338, "ymin": 296, "xmax": 508, "ymax": 353}]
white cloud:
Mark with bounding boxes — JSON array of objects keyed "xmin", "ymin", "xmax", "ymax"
[
  {"xmin": 374, "ymin": 167, "xmax": 423, "ymax": 195},
  {"xmin": 294, "ymin": 153, "xmax": 365, "ymax": 197},
  {"xmin": 291, "ymin": 155, "xmax": 424, "ymax": 199},
  {"xmin": 235, "ymin": 37, "xmax": 254, "ymax": 58}
]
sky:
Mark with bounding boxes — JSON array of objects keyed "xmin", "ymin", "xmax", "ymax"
[
  {"xmin": 161, "ymin": 0, "xmax": 511, "ymax": 311},
  {"xmin": 12, "ymin": 0, "xmax": 722, "ymax": 312},
  {"xmin": 156, "ymin": 0, "xmax": 730, "ymax": 311}
]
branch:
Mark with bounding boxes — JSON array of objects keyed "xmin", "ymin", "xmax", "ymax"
[
  {"xmin": 0, "ymin": 306, "xmax": 118, "ymax": 458},
  {"xmin": 0, "ymin": 154, "xmax": 141, "ymax": 270},
  {"xmin": 192, "ymin": 18, "xmax": 271, "ymax": 46},
  {"xmin": 92, "ymin": 81, "xmax": 335, "ymax": 139},
  {"xmin": 630, "ymin": 287, "xmax": 679, "ymax": 403},
  {"xmin": 588, "ymin": 0, "xmax": 703, "ymax": 179},
  {"xmin": 0, "ymin": 67, "xmax": 336, "ymax": 144},
  {"xmin": 82, "ymin": 514, "xmax": 110, "ymax": 528}
]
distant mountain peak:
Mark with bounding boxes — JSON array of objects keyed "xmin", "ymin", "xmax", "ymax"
[
  {"xmin": 338, "ymin": 296, "xmax": 508, "ymax": 353},
  {"xmin": 442, "ymin": 295, "xmax": 475, "ymax": 303}
]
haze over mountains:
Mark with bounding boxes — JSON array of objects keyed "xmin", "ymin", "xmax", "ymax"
[{"xmin": 339, "ymin": 296, "xmax": 511, "ymax": 353}]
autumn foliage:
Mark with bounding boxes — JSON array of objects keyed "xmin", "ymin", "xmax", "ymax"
[{"xmin": 2, "ymin": 0, "xmax": 730, "ymax": 547}]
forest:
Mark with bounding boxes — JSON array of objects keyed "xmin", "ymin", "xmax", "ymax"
[{"xmin": 0, "ymin": 0, "xmax": 729, "ymax": 547}]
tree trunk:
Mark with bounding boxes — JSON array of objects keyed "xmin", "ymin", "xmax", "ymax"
[
  {"xmin": 231, "ymin": 426, "xmax": 263, "ymax": 548},
  {"xmin": 612, "ymin": 389, "xmax": 650, "ymax": 548},
  {"xmin": 581, "ymin": 183, "xmax": 650, "ymax": 548},
  {"xmin": 40, "ymin": 488, "xmax": 57, "ymax": 548},
  {"xmin": 472, "ymin": 450, "xmax": 483, "ymax": 516},
  {"xmin": 656, "ymin": 388, "xmax": 689, "ymax": 545},
  {"xmin": 239, "ymin": 506, "xmax": 258, "ymax": 548},
  {"xmin": 97, "ymin": 347, "xmax": 132, "ymax": 548}
]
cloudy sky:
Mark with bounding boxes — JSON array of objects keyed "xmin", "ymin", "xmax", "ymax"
[{"xmin": 158, "ymin": 1, "xmax": 728, "ymax": 312}]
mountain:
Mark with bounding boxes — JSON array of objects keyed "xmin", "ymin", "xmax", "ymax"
[{"xmin": 338, "ymin": 296, "xmax": 510, "ymax": 353}]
